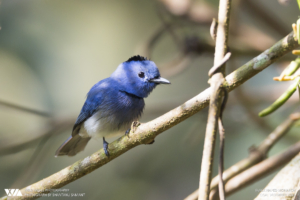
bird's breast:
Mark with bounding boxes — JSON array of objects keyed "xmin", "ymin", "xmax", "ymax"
[{"xmin": 80, "ymin": 91, "xmax": 145, "ymax": 138}]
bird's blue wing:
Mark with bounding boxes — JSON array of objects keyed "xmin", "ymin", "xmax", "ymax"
[{"xmin": 72, "ymin": 80, "xmax": 107, "ymax": 136}]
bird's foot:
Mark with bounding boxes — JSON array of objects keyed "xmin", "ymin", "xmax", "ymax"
[
  {"xmin": 125, "ymin": 128, "xmax": 130, "ymax": 136},
  {"xmin": 103, "ymin": 137, "xmax": 110, "ymax": 157},
  {"xmin": 126, "ymin": 121, "xmax": 141, "ymax": 136},
  {"xmin": 131, "ymin": 121, "xmax": 141, "ymax": 132}
]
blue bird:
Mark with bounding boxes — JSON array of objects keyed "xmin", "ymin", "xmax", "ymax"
[{"xmin": 55, "ymin": 55, "xmax": 170, "ymax": 156}]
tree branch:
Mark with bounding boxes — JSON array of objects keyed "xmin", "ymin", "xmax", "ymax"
[
  {"xmin": 185, "ymin": 113, "xmax": 300, "ymax": 200},
  {"xmin": 254, "ymin": 153, "xmax": 300, "ymax": 200},
  {"xmin": 0, "ymin": 118, "xmax": 74, "ymax": 156},
  {"xmin": 199, "ymin": 74, "xmax": 225, "ymax": 200},
  {"xmin": 242, "ymin": 0, "xmax": 289, "ymax": 37},
  {"xmin": 213, "ymin": 141, "xmax": 300, "ymax": 199},
  {"xmin": 198, "ymin": 0, "xmax": 232, "ymax": 199},
  {"xmin": 0, "ymin": 31, "xmax": 297, "ymax": 200},
  {"xmin": 0, "ymin": 99, "xmax": 50, "ymax": 117}
]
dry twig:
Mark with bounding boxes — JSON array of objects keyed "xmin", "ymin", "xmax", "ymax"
[
  {"xmin": 198, "ymin": 0, "xmax": 232, "ymax": 199},
  {"xmin": 0, "ymin": 99, "xmax": 50, "ymax": 117}
]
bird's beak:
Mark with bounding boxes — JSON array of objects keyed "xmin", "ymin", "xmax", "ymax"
[{"xmin": 149, "ymin": 77, "xmax": 171, "ymax": 84}]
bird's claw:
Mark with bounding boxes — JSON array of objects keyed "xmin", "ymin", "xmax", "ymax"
[
  {"xmin": 131, "ymin": 121, "xmax": 141, "ymax": 133},
  {"xmin": 103, "ymin": 137, "xmax": 110, "ymax": 157},
  {"xmin": 125, "ymin": 121, "xmax": 140, "ymax": 136},
  {"xmin": 125, "ymin": 128, "xmax": 130, "ymax": 136}
]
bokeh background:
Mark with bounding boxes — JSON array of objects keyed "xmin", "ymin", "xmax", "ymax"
[{"xmin": 0, "ymin": 0, "xmax": 299, "ymax": 199}]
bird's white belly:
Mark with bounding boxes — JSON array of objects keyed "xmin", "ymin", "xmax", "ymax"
[{"xmin": 78, "ymin": 110, "xmax": 128, "ymax": 138}]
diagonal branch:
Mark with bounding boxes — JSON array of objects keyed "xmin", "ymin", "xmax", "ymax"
[
  {"xmin": 0, "ymin": 118, "xmax": 74, "ymax": 156},
  {"xmin": 0, "ymin": 99, "xmax": 50, "ymax": 117},
  {"xmin": 242, "ymin": 0, "xmax": 289, "ymax": 37},
  {"xmin": 254, "ymin": 153, "xmax": 300, "ymax": 200},
  {"xmin": 0, "ymin": 31, "xmax": 297, "ymax": 200}
]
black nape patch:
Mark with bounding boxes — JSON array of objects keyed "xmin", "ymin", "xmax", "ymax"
[{"xmin": 126, "ymin": 55, "xmax": 148, "ymax": 62}]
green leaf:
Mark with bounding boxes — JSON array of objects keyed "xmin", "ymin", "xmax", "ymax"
[{"xmin": 259, "ymin": 77, "xmax": 300, "ymax": 117}]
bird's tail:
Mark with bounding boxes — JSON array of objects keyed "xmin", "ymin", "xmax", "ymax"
[{"xmin": 55, "ymin": 135, "xmax": 91, "ymax": 157}]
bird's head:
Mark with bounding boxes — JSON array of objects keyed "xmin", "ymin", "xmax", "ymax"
[{"xmin": 111, "ymin": 55, "xmax": 170, "ymax": 98}]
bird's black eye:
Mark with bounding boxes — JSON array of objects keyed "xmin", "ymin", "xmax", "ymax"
[{"xmin": 138, "ymin": 72, "xmax": 145, "ymax": 78}]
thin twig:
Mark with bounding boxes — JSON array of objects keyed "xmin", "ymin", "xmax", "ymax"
[
  {"xmin": 159, "ymin": 53, "xmax": 195, "ymax": 78},
  {"xmin": 217, "ymin": 118, "xmax": 225, "ymax": 200},
  {"xmin": 199, "ymin": 74, "xmax": 225, "ymax": 200},
  {"xmin": 0, "ymin": 31, "xmax": 297, "ymax": 200},
  {"xmin": 217, "ymin": 88, "xmax": 228, "ymax": 200},
  {"xmin": 210, "ymin": 18, "xmax": 217, "ymax": 41},
  {"xmin": 242, "ymin": 0, "xmax": 289, "ymax": 37},
  {"xmin": 198, "ymin": 0, "xmax": 232, "ymax": 199},
  {"xmin": 0, "ymin": 118, "xmax": 74, "ymax": 156},
  {"xmin": 11, "ymin": 134, "xmax": 52, "ymax": 188},
  {"xmin": 138, "ymin": 22, "xmax": 278, "ymax": 78},
  {"xmin": 208, "ymin": 52, "xmax": 231, "ymax": 77},
  {"xmin": 0, "ymin": 99, "xmax": 50, "ymax": 117},
  {"xmin": 155, "ymin": 2, "xmax": 183, "ymax": 50}
]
